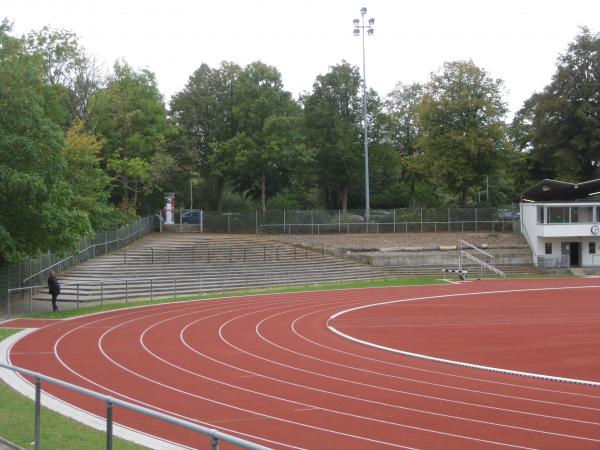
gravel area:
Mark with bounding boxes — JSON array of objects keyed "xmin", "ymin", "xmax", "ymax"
[{"xmin": 270, "ymin": 232, "xmax": 528, "ymax": 251}]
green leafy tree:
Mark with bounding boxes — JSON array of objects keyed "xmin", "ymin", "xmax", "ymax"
[
  {"xmin": 170, "ymin": 61, "xmax": 242, "ymax": 210},
  {"xmin": 381, "ymin": 82, "xmax": 426, "ymax": 208},
  {"xmin": 0, "ymin": 20, "xmax": 90, "ymax": 263},
  {"xmin": 417, "ymin": 60, "xmax": 508, "ymax": 206},
  {"xmin": 93, "ymin": 61, "xmax": 176, "ymax": 214},
  {"xmin": 62, "ymin": 119, "xmax": 120, "ymax": 230},
  {"xmin": 513, "ymin": 28, "xmax": 600, "ymax": 182},
  {"xmin": 229, "ymin": 62, "xmax": 313, "ymax": 215},
  {"xmin": 303, "ymin": 61, "xmax": 363, "ymax": 211}
]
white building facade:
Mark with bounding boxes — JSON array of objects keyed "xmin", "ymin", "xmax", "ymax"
[{"xmin": 518, "ymin": 179, "xmax": 600, "ymax": 269}]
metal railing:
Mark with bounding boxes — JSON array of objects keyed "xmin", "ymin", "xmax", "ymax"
[
  {"xmin": 458, "ymin": 239, "xmax": 506, "ymax": 278},
  {"xmin": 163, "ymin": 207, "xmax": 520, "ymax": 235},
  {"xmin": 3, "ymin": 268, "xmax": 384, "ymax": 319},
  {"xmin": 20, "ymin": 217, "xmax": 154, "ymax": 288},
  {"xmin": 0, "ymin": 363, "xmax": 270, "ymax": 450}
]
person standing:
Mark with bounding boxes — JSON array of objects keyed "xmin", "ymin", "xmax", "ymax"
[{"xmin": 47, "ymin": 271, "xmax": 60, "ymax": 312}]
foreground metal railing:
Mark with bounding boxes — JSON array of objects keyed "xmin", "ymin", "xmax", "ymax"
[{"xmin": 0, "ymin": 363, "xmax": 270, "ymax": 450}]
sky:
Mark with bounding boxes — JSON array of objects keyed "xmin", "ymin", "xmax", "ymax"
[{"xmin": 4, "ymin": 0, "xmax": 600, "ymax": 119}]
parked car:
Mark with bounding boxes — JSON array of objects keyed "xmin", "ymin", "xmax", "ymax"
[
  {"xmin": 498, "ymin": 209, "xmax": 520, "ymax": 221},
  {"xmin": 182, "ymin": 211, "xmax": 201, "ymax": 224}
]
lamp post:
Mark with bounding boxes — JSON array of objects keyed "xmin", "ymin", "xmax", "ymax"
[{"xmin": 353, "ymin": 7, "xmax": 374, "ymax": 223}]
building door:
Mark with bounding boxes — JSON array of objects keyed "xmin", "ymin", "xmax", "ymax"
[{"xmin": 570, "ymin": 242, "xmax": 581, "ymax": 267}]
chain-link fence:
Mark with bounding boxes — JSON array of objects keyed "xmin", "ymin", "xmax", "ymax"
[
  {"xmin": 167, "ymin": 207, "xmax": 520, "ymax": 235},
  {"xmin": 0, "ymin": 216, "xmax": 156, "ymax": 315}
]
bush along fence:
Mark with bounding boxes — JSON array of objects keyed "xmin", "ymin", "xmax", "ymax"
[
  {"xmin": 0, "ymin": 216, "xmax": 157, "ymax": 311},
  {"xmin": 165, "ymin": 207, "xmax": 520, "ymax": 235}
]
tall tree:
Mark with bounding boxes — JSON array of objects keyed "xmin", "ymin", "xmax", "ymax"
[
  {"xmin": 513, "ymin": 28, "xmax": 600, "ymax": 181},
  {"xmin": 229, "ymin": 61, "xmax": 312, "ymax": 215},
  {"xmin": 0, "ymin": 20, "xmax": 90, "ymax": 263},
  {"xmin": 383, "ymin": 82, "xmax": 424, "ymax": 208},
  {"xmin": 24, "ymin": 26, "xmax": 105, "ymax": 131},
  {"xmin": 170, "ymin": 61, "xmax": 242, "ymax": 210},
  {"xmin": 417, "ymin": 61, "xmax": 508, "ymax": 206},
  {"xmin": 304, "ymin": 61, "xmax": 363, "ymax": 211},
  {"xmin": 93, "ymin": 61, "xmax": 176, "ymax": 215}
]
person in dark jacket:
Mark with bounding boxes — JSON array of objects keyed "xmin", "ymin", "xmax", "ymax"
[{"xmin": 47, "ymin": 271, "xmax": 60, "ymax": 312}]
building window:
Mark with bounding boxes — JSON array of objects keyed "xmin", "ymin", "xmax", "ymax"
[
  {"xmin": 570, "ymin": 206, "xmax": 593, "ymax": 223},
  {"xmin": 545, "ymin": 242, "xmax": 552, "ymax": 255},
  {"xmin": 547, "ymin": 207, "xmax": 570, "ymax": 223},
  {"xmin": 537, "ymin": 206, "xmax": 545, "ymax": 224},
  {"xmin": 590, "ymin": 242, "xmax": 596, "ymax": 254}
]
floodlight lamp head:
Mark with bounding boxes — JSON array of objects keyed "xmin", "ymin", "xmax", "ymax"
[
  {"xmin": 368, "ymin": 18, "xmax": 375, "ymax": 26},
  {"xmin": 361, "ymin": 7, "xmax": 367, "ymax": 15},
  {"xmin": 353, "ymin": 19, "xmax": 359, "ymax": 26},
  {"xmin": 353, "ymin": 28, "xmax": 360, "ymax": 36},
  {"xmin": 367, "ymin": 28, "xmax": 374, "ymax": 36}
]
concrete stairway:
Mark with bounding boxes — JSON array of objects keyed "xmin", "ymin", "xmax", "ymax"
[{"xmin": 34, "ymin": 233, "xmax": 397, "ymax": 303}]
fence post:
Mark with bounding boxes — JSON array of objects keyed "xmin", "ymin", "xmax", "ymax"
[
  {"xmin": 125, "ymin": 280, "xmax": 128, "ymax": 303},
  {"xmin": 174, "ymin": 278, "xmax": 177, "ymax": 300},
  {"xmin": 283, "ymin": 210, "xmax": 286, "ymax": 233},
  {"xmin": 106, "ymin": 400, "xmax": 113, "ymax": 450},
  {"xmin": 200, "ymin": 209, "xmax": 204, "ymax": 234},
  {"xmin": 229, "ymin": 246, "xmax": 232, "ymax": 263},
  {"xmin": 255, "ymin": 209, "xmax": 258, "ymax": 234},
  {"xmin": 150, "ymin": 279, "xmax": 153, "ymax": 302},
  {"xmin": 340, "ymin": 270, "xmax": 343, "ymax": 288},
  {"xmin": 420, "ymin": 208, "xmax": 423, "ymax": 232},
  {"xmin": 100, "ymin": 281, "xmax": 104, "ymax": 306},
  {"xmin": 311, "ymin": 210, "xmax": 314, "ymax": 234},
  {"xmin": 245, "ymin": 275, "xmax": 248, "ymax": 294},
  {"xmin": 35, "ymin": 377, "xmax": 41, "ymax": 450},
  {"xmin": 76, "ymin": 284, "xmax": 80, "ymax": 311},
  {"xmin": 338, "ymin": 210, "xmax": 341, "ymax": 233},
  {"xmin": 227, "ymin": 211, "xmax": 231, "ymax": 233},
  {"xmin": 151, "ymin": 247, "xmax": 154, "ymax": 264},
  {"xmin": 124, "ymin": 249, "xmax": 126, "ymax": 265},
  {"xmin": 393, "ymin": 209, "xmax": 396, "ymax": 233},
  {"xmin": 198, "ymin": 276, "xmax": 202, "ymax": 295},
  {"xmin": 211, "ymin": 435, "xmax": 219, "ymax": 450},
  {"xmin": 448, "ymin": 208, "xmax": 451, "ymax": 231},
  {"xmin": 7, "ymin": 289, "xmax": 10, "ymax": 319},
  {"xmin": 222, "ymin": 276, "xmax": 225, "ymax": 294},
  {"xmin": 29, "ymin": 287, "xmax": 33, "ymax": 314}
]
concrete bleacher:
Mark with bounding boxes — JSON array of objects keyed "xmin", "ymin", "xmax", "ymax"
[{"xmin": 33, "ymin": 233, "xmax": 397, "ymax": 303}]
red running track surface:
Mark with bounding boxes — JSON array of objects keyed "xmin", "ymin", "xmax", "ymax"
[{"xmin": 6, "ymin": 278, "xmax": 600, "ymax": 449}]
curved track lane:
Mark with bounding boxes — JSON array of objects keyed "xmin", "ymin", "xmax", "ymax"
[{"xmin": 6, "ymin": 278, "xmax": 600, "ymax": 449}]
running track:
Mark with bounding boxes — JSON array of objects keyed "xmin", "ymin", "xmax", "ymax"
[{"xmin": 3, "ymin": 278, "xmax": 600, "ymax": 449}]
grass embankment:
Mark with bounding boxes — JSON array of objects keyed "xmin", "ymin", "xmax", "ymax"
[{"xmin": 0, "ymin": 329, "xmax": 145, "ymax": 449}]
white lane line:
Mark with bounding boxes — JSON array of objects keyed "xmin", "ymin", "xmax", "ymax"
[{"xmin": 327, "ymin": 285, "xmax": 600, "ymax": 387}]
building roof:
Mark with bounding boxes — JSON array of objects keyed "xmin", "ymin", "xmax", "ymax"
[{"xmin": 515, "ymin": 179, "xmax": 600, "ymax": 203}]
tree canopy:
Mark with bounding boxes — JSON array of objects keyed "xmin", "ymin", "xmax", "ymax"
[{"xmin": 1, "ymin": 19, "xmax": 599, "ymax": 264}]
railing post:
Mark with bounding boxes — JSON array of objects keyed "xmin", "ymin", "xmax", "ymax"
[
  {"xmin": 174, "ymin": 278, "xmax": 177, "ymax": 300},
  {"xmin": 106, "ymin": 400, "xmax": 113, "ymax": 450},
  {"xmin": 29, "ymin": 287, "xmax": 33, "ymax": 314},
  {"xmin": 125, "ymin": 280, "xmax": 128, "ymax": 303},
  {"xmin": 76, "ymin": 284, "xmax": 80, "ymax": 311},
  {"xmin": 100, "ymin": 281, "xmax": 104, "ymax": 306},
  {"xmin": 150, "ymin": 279, "xmax": 153, "ymax": 301},
  {"xmin": 7, "ymin": 288, "xmax": 11, "ymax": 319},
  {"xmin": 211, "ymin": 435, "xmax": 219, "ymax": 450},
  {"xmin": 35, "ymin": 377, "xmax": 41, "ymax": 450}
]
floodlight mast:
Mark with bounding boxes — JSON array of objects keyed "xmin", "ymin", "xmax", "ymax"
[{"xmin": 353, "ymin": 7, "xmax": 374, "ymax": 224}]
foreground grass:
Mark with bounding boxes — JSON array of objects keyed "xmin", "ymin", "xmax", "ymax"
[{"xmin": 0, "ymin": 332, "xmax": 144, "ymax": 449}]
